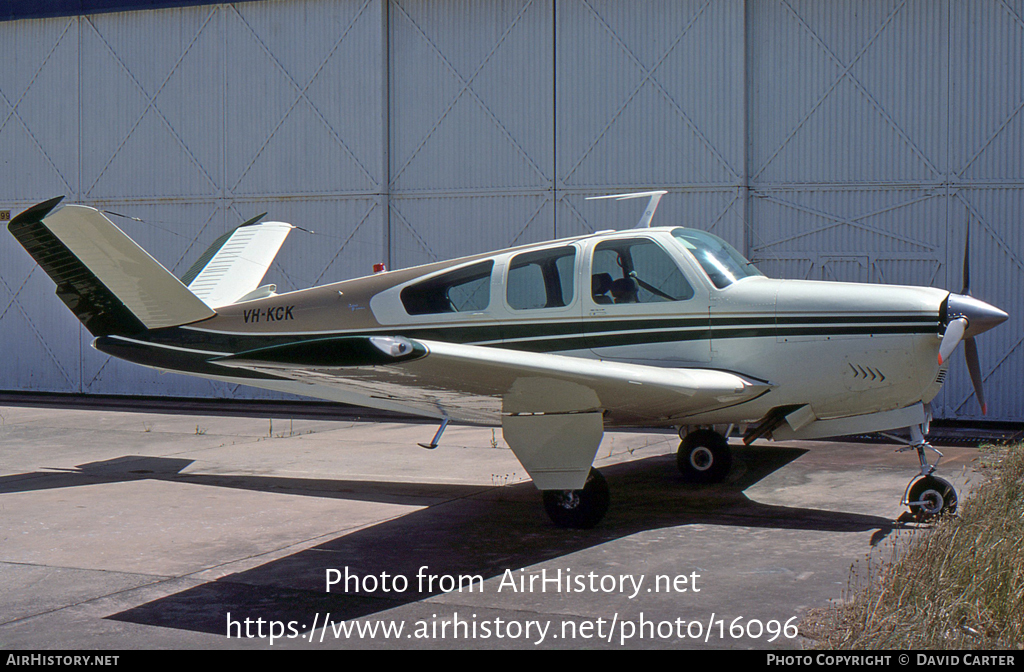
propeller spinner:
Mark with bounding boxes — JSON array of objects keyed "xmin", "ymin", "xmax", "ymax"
[{"xmin": 937, "ymin": 221, "xmax": 1009, "ymax": 414}]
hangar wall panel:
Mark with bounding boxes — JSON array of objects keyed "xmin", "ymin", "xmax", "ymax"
[
  {"xmin": 226, "ymin": 0, "xmax": 385, "ymax": 197},
  {"xmin": 1, "ymin": 0, "xmax": 1022, "ymax": 422},
  {"xmin": 389, "ymin": 194, "xmax": 553, "ymax": 270},
  {"xmin": 0, "ymin": 1, "xmax": 386, "ymax": 399},
  {"xmin": 745, "ymin": 0, "xmax": 1024, "ymax": 420},
  {"xmin": 748, "ymin": 0, "xmax": 950, "ymax": 185},
  {"xmin": 387, "ymin": 0, "xmax": 556, "ymax": 270},
  {"xmin": 389, "ymin": 0, "xmax": 552, "ymax": 193},
  {"xmin": 0, "ymin": 17, "xmax": 79, "ymax": 204},
  {"xmin": 555, "ymin": 0, "xmax": 743, "ymax": 189},
  {"xmin": 80, "ymin": 8, "xmax": 224, "ymax": 200},
  {"xmin": 1, "ymin": 17, "xmax": 83, "ymax": 394},
  {"xmin": 941, "ymin": 0, "xmax": 1024, "ymax": 419},
  {"xmin": 554, "ymin": 0, "xmax": 747, "ymax": 249}
]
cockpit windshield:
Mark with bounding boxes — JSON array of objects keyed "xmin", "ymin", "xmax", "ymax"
[{"xmin": 671, "ymin": 228, "xmax": 762, "ymax": 289}]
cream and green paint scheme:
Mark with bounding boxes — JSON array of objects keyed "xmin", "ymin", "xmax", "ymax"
[{"xmin": 7, "ymin": 194, "xmax": 1007, "ymax": 528}]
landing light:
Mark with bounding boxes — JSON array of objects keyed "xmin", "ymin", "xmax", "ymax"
[{"xmin": 369, "ymin": 336, "xmax": 414, "ymax": 357}]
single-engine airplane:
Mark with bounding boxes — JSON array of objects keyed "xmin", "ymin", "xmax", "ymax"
[{"xmin": 6, "ymin": 193, "xmax": 1008, "ymax": 528}]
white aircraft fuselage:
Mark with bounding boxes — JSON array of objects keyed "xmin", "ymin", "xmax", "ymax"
[
  {"xmin": 7, "ymin": 197, "xmax": 1007, "ymax": 527},
  {"xmin": 120, "ymin": 227, "xmax": 944, "ymax": 431}
]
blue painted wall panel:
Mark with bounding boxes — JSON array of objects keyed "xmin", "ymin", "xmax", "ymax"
[{"xmin": 0, "ymin": 0, "xmax": 1021, "ymax": 421}]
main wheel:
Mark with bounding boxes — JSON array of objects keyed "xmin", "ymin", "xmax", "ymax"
[
  {"xmin": 906, "ymin": 475, "xmax": 958, "ymax": 521},
  {"xmin": 543, "ymin": 468, "xmax": 610, "ymax": 529},
  {"xmin": 677, "ymin": 429, "xmax": 732, "ymax": 483}
]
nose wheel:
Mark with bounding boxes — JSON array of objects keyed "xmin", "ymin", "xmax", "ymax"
[
  {"xmin": 893, "ymin": 425, "xmax": 958, "ymax": 521},
  {"xmin": 677, "ymin": 429, "xmax": 732, "ymax": 483},
  {"xmin": 904, "ymin": 475, "xmax": 958, "ymax": 521}
]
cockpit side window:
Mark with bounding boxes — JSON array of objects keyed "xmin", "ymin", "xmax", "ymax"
[
  {"xmin": 671, "ymin": 228, "xmax": 762, "ymax": 289},
  {"xmin": 590, "ymin": 238, "xmax": 694, "ymax": 304},
  {"xmin": 507, "ymin": 246, "xmax": 576, "ymax": 310},
  {"xmin": 401, "ymin": 260, "xmax": 494, "ymax": 315}
]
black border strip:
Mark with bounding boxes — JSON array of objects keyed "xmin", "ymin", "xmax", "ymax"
[
  {"xmin": 1, "ymin": 1, "xmax": 254, "ymax": 22},
  {"xmin": 149, "ymin": 318, "xmax": 938, "ymax": 364}
]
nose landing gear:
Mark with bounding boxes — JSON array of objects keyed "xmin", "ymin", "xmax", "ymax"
[
  {"xmin": 905, "ymin": 474, "xmax": 958, "ymax": 521},
  {"xmin": 893, "ymin": 424, "xmax": 958, "ymax": 521}
]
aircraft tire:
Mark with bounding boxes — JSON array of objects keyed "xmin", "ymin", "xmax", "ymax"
[
  {"xmin": 677, "ymin": 429, "xmax": 732, "ymax": 483},
  {"xmin": 907, "ymin": 475, "xmax": 958, "ymax": 521},
  {"xmin": 543, "ymin": 468, "xmax": 610, "ymax": 529}
]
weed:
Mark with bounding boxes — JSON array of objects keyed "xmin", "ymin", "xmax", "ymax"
[
  {"xmin": 490, "ymin": 472, "xmax": 518, "ymax": 501},
  {"xmin": 491, "ymin": 472, "xmax": 517, "ymax": 487},
  {"xmin": 803, "ymin": 442, "xmax": 1024, "ymax": 649}
]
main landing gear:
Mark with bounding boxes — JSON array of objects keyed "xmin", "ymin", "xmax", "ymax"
[
  {"xmin": 543, "ymin": 468, "xmax": 610, "ymax": 529},
  {"xmin": 894, "ymin": 424, "xmax": 958, "ymax": 521},
  {"xmin": 677, "ymin": 428, "xmax": 733, "ymax": 483},
  {"xmin": 540, "ymin": 424, "xmax": 957, "ymax": 527}
]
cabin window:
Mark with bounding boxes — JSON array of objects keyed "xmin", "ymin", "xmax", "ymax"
[
  {"xmin": 506, "ymin": 247, "xmax": 577, "ymax": 310},
  {"xmin": 590, "ymin": 238, "xmax": 694, "ymax": 304},
  {"xmin": 401, "ymin": 261, "xmax": 494, "ymax": 315}
]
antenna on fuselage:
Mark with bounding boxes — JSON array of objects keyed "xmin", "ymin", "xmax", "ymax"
[{"xmin": 586, "ymin": 190, "xmax": 668, "ymax": 228}]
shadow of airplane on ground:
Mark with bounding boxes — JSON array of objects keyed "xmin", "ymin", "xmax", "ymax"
[{"xmin": 1, "ymin": 446, "xmax": 908, "ymax": 635}]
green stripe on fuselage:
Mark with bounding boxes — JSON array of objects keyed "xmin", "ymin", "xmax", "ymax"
[{"xmin": 135, "ymin": 314, "xmax": 939, "ymax": 369}]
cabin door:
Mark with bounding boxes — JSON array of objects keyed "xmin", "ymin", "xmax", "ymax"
[{"xmin": 583, "ymin": 236, "xmax": 711, "ymax": 364}]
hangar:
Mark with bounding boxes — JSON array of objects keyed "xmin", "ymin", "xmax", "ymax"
[{"xmin": 1, "ymin": 0, "xmax": 1022, "ymax": 423}]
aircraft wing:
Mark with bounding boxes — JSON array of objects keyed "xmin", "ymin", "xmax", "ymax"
[
  {"xmin": 210, "ymin": 336, "xmax": 771, "ymax": 490},
  {"xmin": 211, "ymin": 336, "xmax": 771, "ymax": 425}
]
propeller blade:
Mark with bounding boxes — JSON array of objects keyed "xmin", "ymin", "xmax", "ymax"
[
  {"xmin": 964, "ymin": 336, "xmax": 987, "ymax": 415},
  {"xmin": 938, "ymin": 316, "xmax": 967, "ymax": 365}
]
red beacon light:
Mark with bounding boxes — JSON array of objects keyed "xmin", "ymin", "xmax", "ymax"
[{"xmin": 373, "ymin": 262, "xmax": 387, "ymax": 274}]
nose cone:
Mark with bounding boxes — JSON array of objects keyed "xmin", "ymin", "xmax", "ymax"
[{"xmin": 946, "ymin": 293, "xmax": 1009, "ymax": 338}]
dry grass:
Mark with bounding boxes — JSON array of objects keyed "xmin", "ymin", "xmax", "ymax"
[{"xmin": 802, "ymin": 441, "xmax": 1024, "ymax": 649}]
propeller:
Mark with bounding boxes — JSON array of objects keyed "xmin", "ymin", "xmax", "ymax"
[
  {"xmin": 938, "ymin": 218, "xmax": 1008, "ymax": 415},
  {"xmin": 937, "ymin": 316, "xmax": 966, "ymax": 365},
  {"xmin": 963, "ymin": 337, "xmax": 986, "ymax": 415}
]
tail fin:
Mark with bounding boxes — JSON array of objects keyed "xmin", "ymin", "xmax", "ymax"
[
  {"xmin": 180, "ymin": 215, "xmax": 294, "ymax": 308},
  {"xmin": 7, "ymin": 198, "xmax": 216, "ymax": 336}
]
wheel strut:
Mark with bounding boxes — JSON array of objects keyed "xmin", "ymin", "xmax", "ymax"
[{"xmin": 887, "ymin": 424, "xmax": 957, "ymax": 521}]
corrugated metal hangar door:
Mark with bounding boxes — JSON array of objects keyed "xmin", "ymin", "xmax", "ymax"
[
  {"xmin": 743, "ymin": 1, "xmax": 1024, "ymax": 422},
  {"xmin": 1, "ymin": 0, "xmax": 1021, "ymax": 422},
  {"xmin": 1, "ymin": 1, "xmax": 389, "ymax": 400}
]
